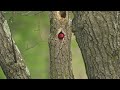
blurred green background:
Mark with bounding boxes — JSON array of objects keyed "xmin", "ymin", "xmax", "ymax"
[{"xmin": 0, "ymin": 11, "xmax": 87, "ymax": 79}]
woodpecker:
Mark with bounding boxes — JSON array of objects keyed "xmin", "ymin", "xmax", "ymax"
[{"xmin": 58, "ymin": 32, "xmax": 65, "ymax": 40}]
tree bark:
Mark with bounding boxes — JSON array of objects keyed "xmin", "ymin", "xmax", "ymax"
[
  {"xmin": 72, "ymin": 11, "xmax": 120, "ymax": 79},
  {"xmin": 49, "ymin": 11, "xmax": 74, "ymax": 79},
  {"xmin": 0, "ymin": 11, "xmax": 31, "ymax": 79}
]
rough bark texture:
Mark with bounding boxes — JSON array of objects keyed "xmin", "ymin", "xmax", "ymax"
[
  {"xmin": 0, "ymin": 12, "xmax": 31, "ymax": 79},
  {"xmin": 72, "ymin": 11, "xmax": 120, "ymax": 79},
  {"xmin": 49, "ymin": 11, "xmax": 74, "ymax": 79}
]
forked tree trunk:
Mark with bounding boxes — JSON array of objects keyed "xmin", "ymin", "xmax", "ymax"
[
  {"xmin": 49, "ymin": 11, "xmax": 74, "ymax": 79},
  {"xmin": 72, "ymin": 11, "xmax": 120, "ymax": 79},
  {"xmin": 0, "ymin": 12, "xmax": 31, "ymax": 79}
]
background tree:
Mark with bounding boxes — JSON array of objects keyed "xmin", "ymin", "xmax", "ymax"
[
  {"xmin": 72, "ymin": 11, "xmax": 120, "ymax": 79},
  {"xmin": 49, "ymin": 11, "xmax": 74, "ymax": 79},
  {"xmin": 0, "ymin": 11, "xmax": 31, "ymax": 79}
]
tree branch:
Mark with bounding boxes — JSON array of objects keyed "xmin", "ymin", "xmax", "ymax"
[{"xmin": 0, "ymin": 11, "xmax": 31, "ymax": 79}]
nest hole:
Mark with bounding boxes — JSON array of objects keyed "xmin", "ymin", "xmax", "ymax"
[{"xmin": 59, "ymin": 11, "xmax": 66, "ymax": 18}]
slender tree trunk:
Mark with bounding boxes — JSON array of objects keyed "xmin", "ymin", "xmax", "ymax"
[
  {"xmin": 49, "ymin": 11, "xmax": 74, "ymax": 79},
  {"xmin": 72, "ymin": 11, "xmax": 120, "ymax": 79},
  {"xmin": 0, "ymin": 12, "xmax": 31, "ymax": 79}
]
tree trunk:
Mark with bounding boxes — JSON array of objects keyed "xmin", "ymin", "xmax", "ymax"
[
  {"xmin": 49, "ymin": 11, "xmax": 74, "ymax": 79},
  {"xmin": 0, "ymin": 11, "xmax": 31, "ymax": 79},
  {"xmin": 72, "ymin": 11, "xmax": 120, "ymax": 79}
]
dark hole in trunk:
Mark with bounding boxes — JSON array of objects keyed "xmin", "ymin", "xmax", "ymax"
[{"xmin": 59, "ymin": 11, "xmax": 66, "ymax": 18}]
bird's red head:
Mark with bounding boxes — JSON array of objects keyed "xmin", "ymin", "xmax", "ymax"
[{"xmin": 58, "ymin": 32, "xmax": 65, "ymax": 40}]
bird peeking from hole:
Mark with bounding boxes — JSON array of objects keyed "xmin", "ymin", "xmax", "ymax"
[{"xmin": 58, "ymin": 31, "xmax": 65, "ymax": 40}]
